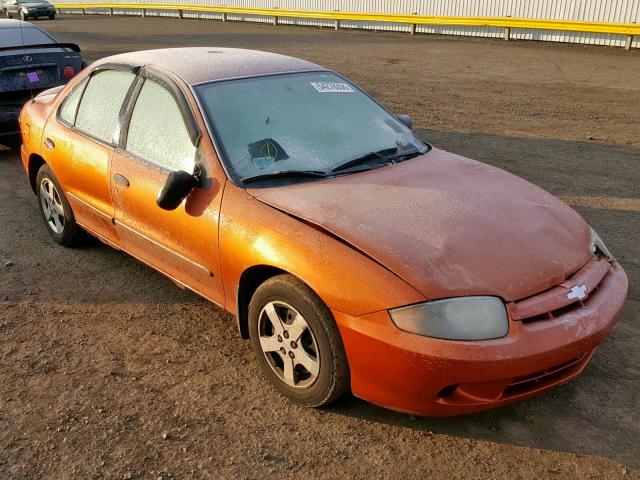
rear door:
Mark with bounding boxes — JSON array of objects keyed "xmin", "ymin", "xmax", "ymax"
[
  {"xmin": 42, "ymin": 66, "xmax": 137, "ymax": 247},
  {"xmin": 110, "ymin": 68, "xmax": 225, "ymax": 305}
]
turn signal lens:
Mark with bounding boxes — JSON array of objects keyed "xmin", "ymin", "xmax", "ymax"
[{"xmin": 590, "ymin": 227, "xmax": 614, "ymax": 260}]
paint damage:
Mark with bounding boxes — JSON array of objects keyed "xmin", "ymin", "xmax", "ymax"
[{"xmin": 249, "ymin": 147, "xmax": 593, "ymax": 302}]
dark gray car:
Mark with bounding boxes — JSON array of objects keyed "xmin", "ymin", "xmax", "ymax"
[
  {"xmin": 3, "ymin": 0, "xmax": 56, "ymax": 20},
  {"xmin": 0, "ymin": 19, "xmax": 83, "ymax": 145}
]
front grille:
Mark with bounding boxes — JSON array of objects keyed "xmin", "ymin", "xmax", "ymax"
[
  {"xmin": 434, "ymin": 352, "xmax": 593, "ymax": 405},
  {"xmin": 503, "ymin": 353, "xmax": 590, "ymax": 397},
  {"xmin": 507, "ymin": 257, "xmax": 611, "ymax": 324}
]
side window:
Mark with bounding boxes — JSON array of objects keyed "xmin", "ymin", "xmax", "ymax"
[
  {"xmin": 58, "ymin": 78, "xmax": 87, "ymax": 126},
  {"xmin": 126, "ymin": 78, "xmax": 196, "ymax": 172},
  {"xmin": 75, "ymin": 69, "xmax": 135, "ymax": 144}
]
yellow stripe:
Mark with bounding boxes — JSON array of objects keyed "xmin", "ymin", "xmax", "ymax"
[
  {"xmin": 560, "ymin": 196, "xmax": 640, "ymax": 212},
  {"xmin": 52, "ymin": 4, "xmax": 640, "ymax": 36}
]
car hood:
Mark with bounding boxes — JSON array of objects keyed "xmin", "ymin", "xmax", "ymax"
[
  {"xmin": 20, "ymin": 2, "xmax": 53, "ymax": 7},
  {"xmin": 248, "ymin": 148, "xmax": 593, "ymax": 302}
]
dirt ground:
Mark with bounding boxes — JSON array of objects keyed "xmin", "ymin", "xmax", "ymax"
[{"xmin": 1, "ymin": 15, "xmax": 639, "ymax": 480}]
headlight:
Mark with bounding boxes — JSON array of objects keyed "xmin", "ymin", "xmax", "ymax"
[
  {"xmin": 590, "ymin": 227, "xmax": 613, "ymax": 260},
  {"xmin": 389, "ymin": 296, "xmax": 509, "ymax": 341}
]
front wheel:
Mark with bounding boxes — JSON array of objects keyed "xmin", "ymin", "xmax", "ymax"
[
  {"xmin": 48, "ymin": 13, "xmax": 55, "ymax": 19},
  {"xmin": 36, "ymin": 164, "xmax": 86, "ymax": 247},
  {"xmin": 248, "ymin": 274, "xmax": 350, "ymax": 407}
]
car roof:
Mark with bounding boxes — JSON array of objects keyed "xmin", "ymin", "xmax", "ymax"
[
  {"xmin": 0, "ymin": 19, "xmax": 38, "ymax": 29},
  {"xmin": 93, "ymin": 47, "xmax": 326, "ymax": 86}
]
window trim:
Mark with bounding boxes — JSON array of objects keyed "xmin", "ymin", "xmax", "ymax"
[
  {"xmin": 117, "ymin": 66, "xmax": 201, "ymax": 173},
  {"xmin": 56, "ymin": 77, "xmax": 88, "ymax": 128},
  {"xmin": 55, "ymin": 63, "xmax": 141, "ymax": 149}
]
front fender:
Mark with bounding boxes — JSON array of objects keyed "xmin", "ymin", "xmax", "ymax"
[{"xmin": 219, "ymin": 185, "xmax": 425, "ymax": 318}]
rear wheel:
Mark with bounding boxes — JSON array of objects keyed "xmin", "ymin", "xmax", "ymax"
[
  {"xmin": 49, "ymin": 13, "xmax": 55, "ymax": 19},
  {"xmin": 248, "ymin": 274, "xmax": 350, "ymax": 407},
  {"xmin": 36, "ymin": 164, "xmax": 86, "ymax": 247}
]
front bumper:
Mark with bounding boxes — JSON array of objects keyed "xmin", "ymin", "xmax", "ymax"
[
  {"xmin": 333, "ymin": 261, "xmax": 628, "ymax": 416},
  {"xmin": 23, "ymin": 8, "xmax": 55, "ymax": 16}
]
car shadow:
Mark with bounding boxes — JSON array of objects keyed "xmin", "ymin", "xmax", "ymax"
[{"xmin": 322, "ymin": 370, "xmax": 639, "ymax": 468}]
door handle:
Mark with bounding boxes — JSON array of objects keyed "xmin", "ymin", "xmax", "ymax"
[
  {"xmin": 114, "ymin": 174, "xmax": 130, "ymax": 187},
  {"xmin": 44, "ymin": 138, "xmax": 55, "ymax": 150}
]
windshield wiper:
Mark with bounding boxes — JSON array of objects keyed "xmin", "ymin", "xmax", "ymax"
[
  {"xmin": 331, "ymin": 147, "xmax": 399, "ymax": 173},
  {"xmin": 241, "ymin": 169, "xmax": 327, "ymax": 185},
  {"xmin": 386, "ymin": 148, "xmax": 424, "ymax": 162}
]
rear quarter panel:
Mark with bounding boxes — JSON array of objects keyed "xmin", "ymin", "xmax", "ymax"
[
  {"xmin": 19, "ymin": 95, "xmax": 51, "ymax": 175},
  {"xmin": 19, "ymin": 72, "xmax": 86, "ymax": 183}
]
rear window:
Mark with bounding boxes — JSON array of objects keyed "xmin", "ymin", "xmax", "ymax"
[
  {"xmin": 58, "ymin": 78, "xmax": 88, "ymax": 126},
  {"xmin": 0, "ymin": 27, "xmax": 55, "ymax": 48}
]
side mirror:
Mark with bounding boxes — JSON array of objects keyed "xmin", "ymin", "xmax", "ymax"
[
  {"xmin": 398, "ymin": 114, "xmax": 413, "ymax": 130},
  {"xmin": 157, "ymin": 170, "xmax": 199, "ymax": 211}
]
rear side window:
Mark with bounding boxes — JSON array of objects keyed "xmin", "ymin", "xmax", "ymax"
[
  {"xmin": 75, "ymin": 70, "xmax": 135, "ymax": 144},
  {"xmin": 125, "ymin": 78, "xmax": 196, "ymax": 172},
  {"xmin": 58, "ymin": 78, "xmax": 87, "ymax": 126}
]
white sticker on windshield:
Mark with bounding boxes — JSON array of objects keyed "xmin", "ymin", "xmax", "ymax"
[{"xmin": 310, "ymin": 82, "xmax": 355, "ymax": 93}]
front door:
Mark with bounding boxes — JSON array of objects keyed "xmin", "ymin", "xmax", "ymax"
[{"xmin": 110, "ymin": 72, "xmax": 225, "ymax": 305}]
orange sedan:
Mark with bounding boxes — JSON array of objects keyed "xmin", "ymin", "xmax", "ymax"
[{"xmin": 19, "ymin": 48, "xmax": 628, "ymax": 416}]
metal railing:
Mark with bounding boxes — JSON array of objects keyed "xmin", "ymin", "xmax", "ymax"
[{"xmin": 54, "ymin": 3, "xmax": 640, "ymax": 50}]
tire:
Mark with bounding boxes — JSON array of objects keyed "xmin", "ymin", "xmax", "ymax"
[
  {"xmin": 35, "ymin": 164, "xmax": 86, "ymax": 247},
  {"xmin": 49, "ymin": 14, "xmax": 55, "ymax": 19},
  {"xmin": 1, "ymin": 135, "xmax": 21, "ymax": 150},
  {"xmin": 248, "ymin": 274, "xmax": 350, "ymax": 407}
]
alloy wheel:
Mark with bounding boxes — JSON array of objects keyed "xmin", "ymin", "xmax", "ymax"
[
  {"xmin": 257, "ymin": 301, "xmax": 320, "ymax": 389},
  {"xmin": 39, "ymin": 178, "xmax": 65, "ymax": 234}
]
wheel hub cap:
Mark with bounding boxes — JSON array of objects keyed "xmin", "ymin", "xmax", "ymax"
[
  {"xmin": 258, "ymin": 301, "xmax": 320, "ymax": 389},
  {"xmin": 39, "ymin": 178, "xmax": 65, "ymax": 234}
]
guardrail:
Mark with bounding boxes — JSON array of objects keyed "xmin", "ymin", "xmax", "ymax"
[{"xmin": 53, "ymin": 3, "xmax": 640, "ymax": 50}]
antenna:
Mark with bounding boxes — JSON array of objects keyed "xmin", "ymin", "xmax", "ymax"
[{"xmin": 17, "ymin": 11, "xmax": 35, "ymax": 101}]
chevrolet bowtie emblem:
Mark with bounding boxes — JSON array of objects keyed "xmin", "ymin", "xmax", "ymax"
[
  {"xmin": 567, "ymin": 283, "xmax": 588, "ymax": 301},
  {"xmin": 23, "ymin": 55, "xmax": 33, "ymax": 63}
]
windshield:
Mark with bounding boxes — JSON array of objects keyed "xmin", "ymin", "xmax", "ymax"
[{"xmin": 195, "ymin": 71, "xmax": 427, "ymax": 184}]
